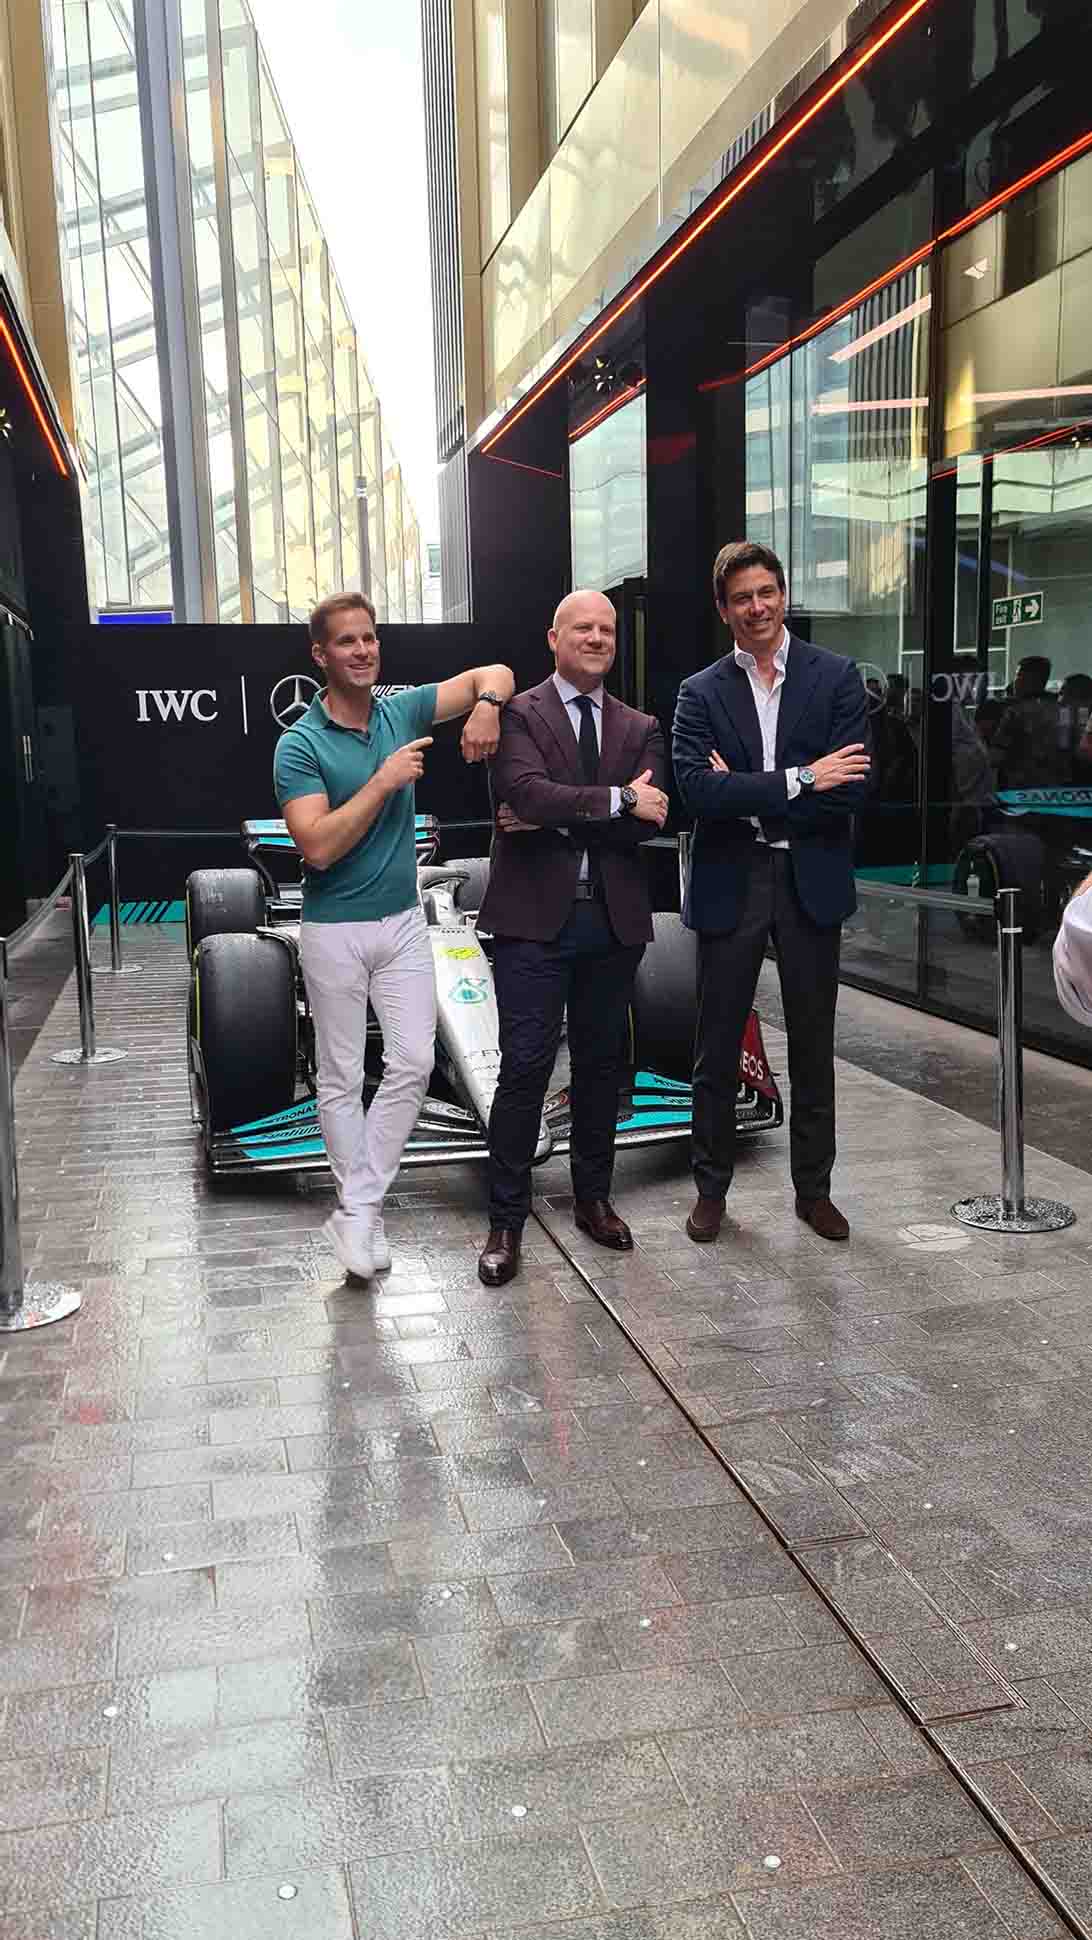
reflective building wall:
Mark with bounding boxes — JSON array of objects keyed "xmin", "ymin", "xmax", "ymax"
[
  {"xmin": 50, "ymin": 0, "xmax": 422, "ymax": 623},
  {"xmin": 447, "ymin": 0, "xmax": 1092, "ymax": 1069}
]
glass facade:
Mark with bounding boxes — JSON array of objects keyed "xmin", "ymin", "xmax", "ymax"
[
  {"xmin": 729, "ymin": 132, "xmax": 1092, "ymax": 1059},
  {"xmin": 50, "ymin": 0, "xmax": 421, "ymax": 623},
  {"xmin": 512, "ymin": 0, "xmax": 1092, "ymax": 1064}
]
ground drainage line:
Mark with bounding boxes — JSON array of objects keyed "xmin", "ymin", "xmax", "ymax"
[{"xmin": 530, "ymin": 1205, "xmax": 1091, "ymax": 1940}]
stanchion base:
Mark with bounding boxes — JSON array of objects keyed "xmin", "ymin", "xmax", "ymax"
[
  {"xmin": 0, "ymin": 1282, "xmax": 82, "ymax": 1330},
  {"xmin": 92, "ymin": 964, "xmax": 143, "ymax": 976},
  {"xmin": 50, "ymin": 1047, "xmax": 127, "ymax": 1065},
  {"xmin": 952, "ymin": 1194, "xmax": 1076, "ymax": 1234}
]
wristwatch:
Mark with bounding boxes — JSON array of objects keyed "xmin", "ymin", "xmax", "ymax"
[
  {"xmin": 798, "ymin": 767, "xmax": 816, "ymax": 790},
  {"xmin": 619, "ymin": 785, "xmax": 639, "ymax": 813},
  {"xmin": 477, "ymin": 690, "xmax": 506, "ymax": 709}
]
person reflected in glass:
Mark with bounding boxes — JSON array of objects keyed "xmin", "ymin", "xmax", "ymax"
[{"xmin": 991, "ymin": 655, "xmax": 1058, "ymax": 790}]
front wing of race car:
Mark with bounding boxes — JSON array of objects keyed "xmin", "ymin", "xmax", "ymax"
[
  {"xmin": 203, "ymin": 877, "xmax": 783, "ymax": 1178},
  {"xmin": 205, "ymin": 1066, "xmax": 780, "ymax": 1177}
]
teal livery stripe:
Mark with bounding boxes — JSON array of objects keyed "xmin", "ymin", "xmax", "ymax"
[
  {"xmin": 232, "ymin": 1099, "xmax": 319, "ymax": 1134},
  {"xmin": 236, "ymin": 1136, "xmax": 326, "ymax": 1160},
  {"xmin": 93, "ymin": 899, "xmax": 186, "ymax": 926},
  {"xmin": 617, "ymin": 1109, "xmax": 692, "ymax": 1130}
]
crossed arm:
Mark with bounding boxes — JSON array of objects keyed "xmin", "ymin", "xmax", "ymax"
[
  {"xmin": 493, "ymin": 710, "xmax": 668, "ymax": 846},
  {"xmin": 672, "ymin": 664, "xmax": 871, "ymax": 826}
]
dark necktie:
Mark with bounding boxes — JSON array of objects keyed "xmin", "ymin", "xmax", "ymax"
[
  {"xmin": 575, "ymin": 694, "xmax": 599, "ymax": 782},
  {"xmin": 574, "ymin": 695, "xmax": 601, "ymax": 887}
]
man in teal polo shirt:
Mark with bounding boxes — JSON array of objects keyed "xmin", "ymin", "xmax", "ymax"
[{"xmin": 274, "ymin": 590, "xmax": 514, "ymax": 1280}]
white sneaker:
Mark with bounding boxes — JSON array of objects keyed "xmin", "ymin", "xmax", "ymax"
[
  {"xmin": 372, "ymin": 1217, "xmax": 392, "ymax": 1273},
  {"xmin": 323, "ymin": 1211, "xmax": 375, "ymax": 1281}
]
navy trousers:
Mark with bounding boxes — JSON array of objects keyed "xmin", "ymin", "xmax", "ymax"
[{"xmin": 487, "ymin": 900, "xmax": 644, "ymax": 1230}]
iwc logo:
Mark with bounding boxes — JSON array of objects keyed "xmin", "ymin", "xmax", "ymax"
[{"xmin": 270, "ymin": 674, "xmax": 320, "ymax": 727}]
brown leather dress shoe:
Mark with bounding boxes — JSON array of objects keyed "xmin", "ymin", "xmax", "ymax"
[
  {"xmin": 795, "ymin": 1195, "xmax": 850, "ymax": 1242},
  {"xmin": 574, "ymin": 1198, "xmax": 633, "ymax": 1251},
  {"xmin": 686, "ymin": 1195, "xmax": 726, "ymax": 1242},
  {"xmin": 478, "ymin": 1227, "xmax": 521, "ymax": 1286}
]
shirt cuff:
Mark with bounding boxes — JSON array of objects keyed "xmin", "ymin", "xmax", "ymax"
[
  {"xmin": 609, "ymin": 787, "xmax": 621, "ymax": 817},
  {"xmin": 785, "ymin": 766, "xmax": 801, "ymax": 801}
]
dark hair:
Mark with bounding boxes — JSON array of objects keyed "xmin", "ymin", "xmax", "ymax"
[
  {"xmin": 1018, "ymin": 654, "xmax": 1051, "ymax": 691},
  {"xmin": 713, "ymin": 540, "xmax": 787, "ymax": 607},
  {"xmin": 309, "ymin": 590, "xmax": 377, "ymax": 645}
]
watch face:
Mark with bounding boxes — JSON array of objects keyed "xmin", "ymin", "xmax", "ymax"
[{"xmin": 799, "ymin": 768, "xmax": 815, "ymax": 787}]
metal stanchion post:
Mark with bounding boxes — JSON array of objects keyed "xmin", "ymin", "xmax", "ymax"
[
  {"xmin": 52, "ymin": 853, "xmax": 126, "ymax": 1066},
  {"xmin": 94, "ymin": 824, "xmax": 141, "ymax": 976},
  {"xmin": 953, "ymin": 887, "xmax": 1074, "ymax": 1234},
  {"xmin": 0, "ymin": 943, "xmax": 81, "ymax": 1329},
  {"xmin": 677, "ymin": 830, "xmax": 692, "ymax": 907}
]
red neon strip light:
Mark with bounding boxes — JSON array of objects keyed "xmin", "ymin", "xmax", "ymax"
[
  {"xmin": 933, "ymin": 416, "xmax": 1092, "ymax": 480},
  {"xmin": 569, "ymin": 380, "xmax": 646, "ymax": 444},
  {"xmin": 0, "ymin": 317, "xmax": 68, "ymax": 477},
  {"xmin": 482, "ymin": 0, "xmax": 931, "ymax": 457},
  {"xmin": 484, "ymin": 452, "xmax": 564, "ymax": 480},
  {"xmin": 702, "ymin": 123, "xmax": 1092, "ymax": 397},
  {"xmin": 938, "ymin": 125, "xmax": 1092, "ymax": 244},
  {"xmin": 705, "ymin": 245, "xmax": 934, "ymax": 391}
]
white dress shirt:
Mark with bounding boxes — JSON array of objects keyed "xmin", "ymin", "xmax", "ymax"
[
  {"xmin": 732, "ymin": 628, "xmax": 800, "ymax": 849},
  {"xmin": 552, "ymin": 671, "xmax": 621, "ymax": 880},
  {"xmin": 1053, "ymin": 883, "xmax": 1092, "ymax": 1027}
]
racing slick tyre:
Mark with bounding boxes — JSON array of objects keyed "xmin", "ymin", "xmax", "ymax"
[
  {"xmin": 444, "ymin": 855, "xmax": 492, "ymax": 915},
  {"xmin": 952, "ymin": 829, "xmax": 1045, "ymax": 944},
  {"xmin": 191, "ymin": 933, "xmax": 296, "ymax": 1135},
  {"xmin": 631, "ymin": 911, "xmax": 698, "ymax": 1080},
  {"xmin": 185, "ymin": 868, "xmax": 265, "ymax": 957}
]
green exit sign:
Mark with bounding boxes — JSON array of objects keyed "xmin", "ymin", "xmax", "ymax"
[{"xmin": 993, "ymin": 592, "xmax": 1045, "ymax": 629}]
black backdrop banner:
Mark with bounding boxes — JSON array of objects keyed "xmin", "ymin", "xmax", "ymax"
[{"xmin": 75, "ymin": 621, "xmax": 551, "ymax": 899}]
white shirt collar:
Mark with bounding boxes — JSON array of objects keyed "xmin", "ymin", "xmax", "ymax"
[
  {"xmin": 733, "ymin": 627, "xmax": 790, "ymax": 678},
  {"xmin": 553, "ymin": 671, "xmax": 603, "ymax": 709}
]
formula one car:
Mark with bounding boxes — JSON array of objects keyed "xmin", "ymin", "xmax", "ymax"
[{"xmin": 184, "ymin": 815, "xmax": 783, "ymax": 1178}]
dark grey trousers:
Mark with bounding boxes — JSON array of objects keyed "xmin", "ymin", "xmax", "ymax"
[{"xmin": 692, "ymin": 847, "xmax": 841, "ymax": 1200}]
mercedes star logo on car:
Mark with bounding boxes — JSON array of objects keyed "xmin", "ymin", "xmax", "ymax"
[{"xmin": 270, "ymin": 674, "xmax": 319, "ymax": 727}]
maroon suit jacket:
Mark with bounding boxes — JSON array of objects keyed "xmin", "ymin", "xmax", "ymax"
[{"xmin": 478, "ymin": 677, "xmax": 667, "ymax": 946}]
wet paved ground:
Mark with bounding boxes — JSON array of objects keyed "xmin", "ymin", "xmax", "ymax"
[{"xmin": 3, "ymin": 929, "xmax": 1092, "ymax": 1936}]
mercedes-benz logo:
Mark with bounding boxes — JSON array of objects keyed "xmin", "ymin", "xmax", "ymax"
[{"xmin": 270, "ymin": 674, "xmax": 319, "ymax": 727}]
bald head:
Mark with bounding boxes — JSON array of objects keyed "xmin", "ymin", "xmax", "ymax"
[
  {"xmin": 553, "ymin": 589, "xmax": 615, "ymax": 632},
  {"xmin": 549, "ymin": 589, "xmax": 617, "ymax": 692}
]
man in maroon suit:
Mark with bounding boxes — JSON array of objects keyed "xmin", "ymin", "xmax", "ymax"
[{"xmin": 476, "ymin": 591, "xmax": 668, "ymax": 1285}]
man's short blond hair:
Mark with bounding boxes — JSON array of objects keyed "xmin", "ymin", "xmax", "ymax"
[{"xmin": 309, "ymin": 591, "xmax": 377, "ymax": 645}]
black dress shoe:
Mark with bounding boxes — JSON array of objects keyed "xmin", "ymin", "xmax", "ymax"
[
  {"xmin": 478, "ymin": 1226, "xmax": 521, "ymax": 1286},
  {"xmin": 795, "ymin": 1195, "xmax": 850, "ymax": 1242},
  {"xmin": 686, "ymin": 1194, "xmax": 726, "ymax": 1243},
  {"xmin": 573, "ymin": 1198, "xmax": 633, "ymax": 1251}
]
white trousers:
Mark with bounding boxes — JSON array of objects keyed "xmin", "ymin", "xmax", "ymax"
[{"xmin": 300, "ymin": 908, "xmax": 436, "ymax": 1218}]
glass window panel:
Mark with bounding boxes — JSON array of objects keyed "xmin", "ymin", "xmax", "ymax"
[
  {"xmin": 743, "ymin": 360, "xmax": 790, "ymax": 564},
  {"xmin": 475, "ymin": 0, "xmax": 510, "ymax": 257},
  {"xmin": 570, "ymin": 391, "xmax": 647, "ymax": 590},
  {"xmin": 220, "ymin": 3, "xmax": 260, "ymax": 199},
  {"xmin": 555, "ymin": 0, "xmax": 595, "ymax": 140},
  {"xmin": 1064, "ymin": 150, "xmax": 1092, "ymax": 263}
]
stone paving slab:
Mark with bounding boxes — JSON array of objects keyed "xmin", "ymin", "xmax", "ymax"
[{"xmin": 0, "ymin": 928, "xmax": 1090, "ymax": 1934}]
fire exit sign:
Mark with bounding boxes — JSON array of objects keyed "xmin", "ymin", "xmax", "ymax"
[{"xmin": 992, "ymin": 592, "xmax": 1045, "ymax": 628}]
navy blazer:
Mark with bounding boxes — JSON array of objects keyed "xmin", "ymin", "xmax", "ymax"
[{"xmin": 672, "ymin": 635, "xmax": 870, "ymax": 934}]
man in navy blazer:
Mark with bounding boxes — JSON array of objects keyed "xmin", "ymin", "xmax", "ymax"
[{"xmin": 673, "ymin": 540, "xmax": 871, "ymax": 1244}]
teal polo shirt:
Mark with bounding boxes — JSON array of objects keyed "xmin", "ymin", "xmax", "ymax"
[{"xmin": 273, "ymin": 684, "xmax": 437, "ymax": 922}]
